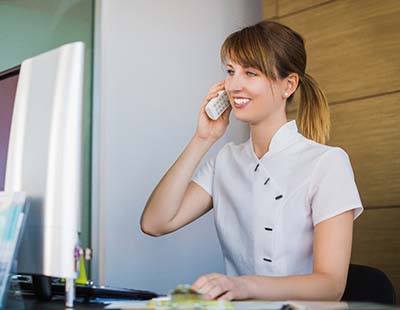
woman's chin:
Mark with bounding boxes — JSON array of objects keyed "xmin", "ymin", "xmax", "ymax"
[
  {"xmin": 233, "ymin": 113, "xmax": 266, "ymax": 126},
  {"xmin": 232, "ymin": 111, "xmax": 252, "ymax": 123}
]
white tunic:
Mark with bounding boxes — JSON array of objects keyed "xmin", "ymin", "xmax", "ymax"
[{"xmin": 192, "ymin": 120, "xmax": 363, "ymax": 277}]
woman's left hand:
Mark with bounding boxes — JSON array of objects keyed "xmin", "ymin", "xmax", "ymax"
[{"xmin": 191, "ymin": 273, "xmax": 250, "ymax": 301}]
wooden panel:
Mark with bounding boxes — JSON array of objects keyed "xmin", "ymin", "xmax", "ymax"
[
  {"xmin": 278, "ymin": 0, "xmax": 331, "ymax": 17},
  {"xmin": 281, "ymin": 0, "xmax": 400, "ymax": 305},
  {"xmin": 280, "ymin": 0, "xmax": 400, "ymax": 107},
  {"xmin": 288, "ymin": 92, "xmax": 400, "ymax": 208},
  {"xmin": 263, "ymin": 0, "xmax": 277, "ymax": 19},
  {"xmin": 352, "ymin": 207, "xmax": 400, "ymax": 304}
]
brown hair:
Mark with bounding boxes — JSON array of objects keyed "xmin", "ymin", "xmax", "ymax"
[{"xmin": 220, "ymin": 20, "xmax": 330, "ymax": 144}]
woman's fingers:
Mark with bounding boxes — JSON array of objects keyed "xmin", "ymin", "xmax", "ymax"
[
  {"xmin": 192, "ymin": 274, "xmax": 242, "ymax": 301},
  {"xmin": 220, "ymin": 105, "xmax": 232, "ymax": 121},
  {"xmin": 217, "ymin": 291, "xmax": 234, "ymax": 301},
  {"xmin": 201, "ymin": 80, "xmax": 226, "ymax": 109},
  {"xmin": 201, "ymin": 91, "xmax": 221, "ymax": 110},
  {"xmin": 205, "ymin": 91, "xmax": 220, "ymax": 102},
  {"xmin": 203, "ymin": 283, "xmax": 226, "ymax": 300},
  {"xmin": 208, "ymin": 80, "xmax": 225, "ymax": 94},
  {"xmin": 192, "ymin": 275, "xmax": 208, "ymax": 291},
  {"xmin": 214, "ymin": 80, "xmax": 225, "ymax": 88},
  {"xmin": 196, "ymin": 278, "xmax": 220, "ymax": 297},
  {"xmin": 192, "ymin": 274, "xmax": 233, "ymax": 301},
  {"xmin": 192, "ymin": 273, "xmax": 221, "ymax": 292}
]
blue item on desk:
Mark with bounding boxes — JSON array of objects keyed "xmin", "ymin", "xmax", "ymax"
[{"xmin": 0, "ymin": 192, "xmax": 28, "ymax": 309}]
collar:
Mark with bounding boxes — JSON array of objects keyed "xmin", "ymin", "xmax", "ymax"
[{"xmin": 245, "ymin": 120, "xmax": 302, "ymax": 162}]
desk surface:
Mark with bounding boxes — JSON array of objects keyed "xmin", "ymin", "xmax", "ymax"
[
  {"xmin": 5, "ymin": 295, "xmax": 400, "ymax": 310},
  {"xmin": 5, "ymin": 295, "xmax": 106, "ymax": 309}
]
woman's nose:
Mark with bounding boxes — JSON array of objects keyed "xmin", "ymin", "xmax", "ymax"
[{"xmin": 225, "ymin": 75, "xmax": 245, "ymax": 93}]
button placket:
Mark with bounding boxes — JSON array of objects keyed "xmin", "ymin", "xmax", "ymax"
[
  {"xmin": 254, "ymin": 163, "xmax": 271, "ymax": 186},
  {"xmin": 263, "ymin": 224, "xmax": 274, "ymax": 264},
  {"xmin": 253, "ymin": 162, "xmax": 286, "ymax": 268},
  {"xmin": 269, "ymin": 190, "xmax": 287, "ymax": 271},
  {"xmin": 252, "ymin": 162, "xmax": 270, "ymax": 270},
  {"xmin": 253, "ymin": 162, "xmax": 274, "ymax": 266}
]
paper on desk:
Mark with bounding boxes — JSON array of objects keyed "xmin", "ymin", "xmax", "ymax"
[
  {"xmin": 235, "ymin": 301, "xmax": 349, "ymax": 309},
  {"xmin": 105, "ymin": 300, "xmax": 148, "ymax": 309},
  {"xmin": 105, "ymin": 300, "xmax": 292, "ymax": 309},
  {"xmin": 233, "ymin": 301, "xmax": 295, "ymax": 309}
]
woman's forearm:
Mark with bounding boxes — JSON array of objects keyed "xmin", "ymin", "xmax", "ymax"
[
  {"xmin": 141, "ymin": 135, "xmax": 215, "ymax": 235},
  {"xmin": 240, "ymin": 273, "xmax": 345, "ymax": 301}
]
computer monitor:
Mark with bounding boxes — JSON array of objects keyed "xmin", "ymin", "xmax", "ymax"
[
  {"xmin": 0, "ymin": 66, "xmax": 19, "ymax": 191},
  {"xmin": 0, "ymin": 42, "xmax": 85, "ymax": 306}
]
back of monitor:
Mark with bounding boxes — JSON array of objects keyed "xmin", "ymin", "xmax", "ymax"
[{"xmin": 5, "ymin": 42, "xmax": 85, "ymax": 279}]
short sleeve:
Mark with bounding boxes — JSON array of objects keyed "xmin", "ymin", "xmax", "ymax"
[
  {"xmin": 308, "ymin": 147, "xmax": 364, "ymax": 226},
  {"xmin": 191, "ymin": 156, "xmax": 216, "ymax": 197}
]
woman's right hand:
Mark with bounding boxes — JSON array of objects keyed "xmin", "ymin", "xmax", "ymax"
[{"xmin": 195, "ymin": 80, "xmax": 232, "ymax": 143}]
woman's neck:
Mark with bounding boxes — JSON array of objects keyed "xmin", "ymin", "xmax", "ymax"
[{"xmin": 250, "ymin": 116, "xmax": 288, "ymax": 159}]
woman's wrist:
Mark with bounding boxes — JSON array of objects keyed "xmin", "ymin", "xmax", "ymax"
[
  {"xmin": 237, "ymin": 275, "xmax": 257, "ymax": 300},
  {"xmin": 192, "ymin": 134, "xmax": 218, "ymax": 148}
]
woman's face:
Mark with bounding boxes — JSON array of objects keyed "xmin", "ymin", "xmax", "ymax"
[{"xmin": 224, "ymin": 61, "xmax": 286, "ymax": 125}]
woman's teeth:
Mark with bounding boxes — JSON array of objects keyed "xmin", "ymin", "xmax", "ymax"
[{"xmin": 233, "ymin": 98, "xmax": 251, "ymax": 108}]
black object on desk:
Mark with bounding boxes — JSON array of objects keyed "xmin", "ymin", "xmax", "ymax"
[
  {"xmin": 53, "ymin": 283, "xmax": 158, "ymax": 300},
  {"xmin": 6, "ymin": 276, "xmax": 158, "ymax": 309},
  {"xmin": 17, "ymin": 278, "xmax": 158, "ymax": 301}
]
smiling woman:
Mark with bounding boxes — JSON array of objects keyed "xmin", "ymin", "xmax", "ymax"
[
  {"xmin": 220, "ymin": 21, "xmax": 330, "ymax": 145},
  {"xmin": 141, "ymin": 20, "xmax": 363, "ymax": 302}
]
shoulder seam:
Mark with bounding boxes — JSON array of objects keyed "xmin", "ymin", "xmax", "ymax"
[
  {"xmin": 214, "ymin": 141, "xmax": 234, "ymax": 165},
  {"xmin": 305, "ymin": 147, "xmax": 341, "ymax": 203}
]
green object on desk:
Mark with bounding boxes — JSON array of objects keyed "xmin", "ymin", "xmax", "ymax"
[
  {"xmin": 144, "ymin": 284, "xmax": 234, "ymax": 309},
  {"xmin": 170, "ymin": 284, "xmax": 201, "ymax": 302}
]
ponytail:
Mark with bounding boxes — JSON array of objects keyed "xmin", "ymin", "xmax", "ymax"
[{"xmin": 296, "ymin": 73, "xmax": 330, "ymax": 144}]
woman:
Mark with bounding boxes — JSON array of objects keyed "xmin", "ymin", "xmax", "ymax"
[{"xmin": 140, "ymin": 20, "xmax": 363, "ymax": 301}]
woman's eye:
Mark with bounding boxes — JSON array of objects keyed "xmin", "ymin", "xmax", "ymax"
[
  {"xmin": 247, "ymin": 71, "xmax": 257, "ymax": 77},
  {"xmin": 226, "ymin": 69, "xmax": 234, "ymax": 75}
]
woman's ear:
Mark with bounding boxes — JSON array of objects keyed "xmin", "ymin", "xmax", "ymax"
[{"xmin": 284, "ymin": 73, "xmax": 299, "ymax": 97}]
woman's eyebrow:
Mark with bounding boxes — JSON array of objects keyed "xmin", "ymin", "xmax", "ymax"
[{"xmin": 226, "ymin": 63, "xmax": 257, "ymax": 71}]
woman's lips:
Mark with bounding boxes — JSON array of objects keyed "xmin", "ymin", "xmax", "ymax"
[{"xmin": 233, "ymin": 98, "xmax": 251, "ymax": 109}]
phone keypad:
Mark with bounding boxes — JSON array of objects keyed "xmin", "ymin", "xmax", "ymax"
[
  {"xmin": 206, "ymin": 91, "xmax": 230, "ymax": 120},
  {"xmin": 215, "ymin": 94, "xmax": 229, "ymax": 115}
]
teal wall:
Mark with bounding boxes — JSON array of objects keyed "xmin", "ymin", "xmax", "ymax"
[{"xmin": 0, "ymin": 0, "xmax": 94, "ymax": 274}]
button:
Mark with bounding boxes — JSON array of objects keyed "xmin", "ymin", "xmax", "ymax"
[
  {"xmin": 275, "ymin": 195, "xmax": 283, "ymax": 200},
  {"xmin": 254, "ymin": 163, "xmax": 259, "ymax": 172},
  {"xmin": 264, "ymin": 227, "xmax": 273, "ymax": 231},
  {"xmin": 263, "ymin": 258, "xmax": 272, "ymax": 262},
  {"xmin": 264, "ymin": 177, "xmax": 270, "ymax": 185}
]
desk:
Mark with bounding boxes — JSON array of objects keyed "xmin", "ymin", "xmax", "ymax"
[
  {"xmin": 5, "ymin": 294, "xmax": 106, "ymax": 309},
  {"xmin": 5, "ymin": 295, "xmax": 400, "ymax": 310}
]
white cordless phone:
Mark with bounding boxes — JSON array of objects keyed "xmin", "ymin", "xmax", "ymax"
[{"xmin": 205, "ymin": 90, "xmax": 230, "ymax": 120}]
